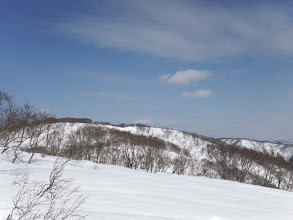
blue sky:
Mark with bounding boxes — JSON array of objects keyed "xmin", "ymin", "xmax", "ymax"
[{"xmin": 1, "ymin": 0, "xmax": 293, "ymax": 140}]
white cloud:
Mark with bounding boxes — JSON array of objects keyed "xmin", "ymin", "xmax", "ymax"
[
  {"xmin": 159, "ymin": 69, "xmax": 211, "ymax": 85},
  {"xmin": 49, "ymin": 0, "xmax": 293, "ymax": 61},
  {"xmin": 181, "ymin": 90, "xmax": 212, "ymax": 99},
  {"xmin": 158, "ymin": 74, "xmax": 171, "ymax": 82},
  {"xmin": 78, "ymin": 92, "xmax": 138, "ymax": 100}
]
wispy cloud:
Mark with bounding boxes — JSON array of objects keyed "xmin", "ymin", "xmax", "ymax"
[
  {"xmin": 49, "ymin": 0, "xmax": 293, "ymax": 61},
  {"xmin": 159, "ymin": 69, "xmax": 211, "ymax": 85},
  {"xmin": 78, "ymin": 92, "xmax": 139, "ymax": 100},
  {"xmin": 181, "ymin": 90, "xmax": 212, "ymax": 99}
]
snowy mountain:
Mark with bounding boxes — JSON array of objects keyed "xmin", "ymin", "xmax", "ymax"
[
  {"xmin": 86, "ymin": 123, "xmax": 293, "ymax": 162},
  {"xmin": 9, "ymin": 120, "xmax": 293, "ymax": 162},
  {"xmin": 2, "ymin": 121, "xmax": 293, "ymax": 192},
  {"xmin": 1, "ymin": 149, "xmax": 293, "ymax": 220},
  {"xmin": 220, "ymin": 138, "xmax": 293, "ymax": 161}
]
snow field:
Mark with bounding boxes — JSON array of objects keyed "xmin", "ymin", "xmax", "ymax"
[{"xmin": 1, "ymin": 150, "xmax": 293, "ymax": 220}]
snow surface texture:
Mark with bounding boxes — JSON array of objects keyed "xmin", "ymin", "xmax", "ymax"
[{"xmin": 1, "ymin": 149, "xmax": 293, "ymax": 220}]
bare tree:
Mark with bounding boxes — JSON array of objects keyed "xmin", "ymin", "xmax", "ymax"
[
  {"xmin": 10, "ymin": 104, "xmax": 39, "ymax": 163},
  {"xmin": 273, "ymin": 164, "xmax": 287, "ymax": 189},
  {"xmin": 0, "ymin": 92, "xmax": 49, "ymax": 163},
  {"xmin": 0, "ymin": 91, "xmax": 20, "ymax": 154},
  {"xmin": 172, "ymin": 153, "xmax": 191, "ymax": 175},
  {"xmin": 25, "ymin": 109, "xmax": 51, "ymax": 163},
  {"xmin": 44, "ymin": 124, "xmax": 65, "ymax": 156},
  {"xmin": 26, "ymin": 122, "xmax": 47, "ymax": 163},
  {"xmin": 7, "ymin": 158, "xmax": 88, "ymax": 220},
  {"xmin": 283, "ymin": 170, "xmax": 293, "ymax": 190}
]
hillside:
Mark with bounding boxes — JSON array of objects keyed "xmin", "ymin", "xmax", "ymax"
[
  {"xmin": 10, "ymin": 121, "xmax": 293, "ymax": 162},
  {"xmin": 1, "ymin": 149, "xmax": 293, "ymax": 220},
  {"xmin": 220, "ymin": 138, "xmax": 293, "ymax": 161},
  {"xmin": 2, "ymin": 121, "xmax": 292, "ymax": 191}
]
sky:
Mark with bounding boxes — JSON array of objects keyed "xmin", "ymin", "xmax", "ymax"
[{"xmin": 1, "ymin": 0, "xmax": 293, "ymax": 140}]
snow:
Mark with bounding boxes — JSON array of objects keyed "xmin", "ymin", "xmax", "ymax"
[
  {"xmin": 8, "ymin": 122, "xmax": 293, "ymax": 163},
  {"xmin": 222, "ymin": 138, "xmax": 293, "ymax": 160},
  {"xmin": 99, "ymin": 125, "xmax": 211, "ymax": 160},
  {"xmin": 68, "ymin": 123, "xmax": 293, "ymax": 162},
  {"xmin": 1, "ymin": 149, "xmax": 293, "ymax": 220}
]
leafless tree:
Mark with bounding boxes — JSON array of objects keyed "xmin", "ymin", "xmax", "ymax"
[
  {"xmin": 0, "ymin": 91, "xmax": 20, "ymax": 154},
  {"xmin": 1, "ymin": 91, "xmax": 50, "ymax": 163},
  {"xmin": 172, "ymin": 153, "xmax": 191, "ymax": 175},
  {"xmin": 26, "ymin": 123, "xmax": 47, "ymax": 163},
  {"xmin": 273, "ymin": 164, "xmax": 287, "ymax": 189},
  {"xmin": 7, "ymin": 158, "xmax": 88, "ymax": 220},
  {"xmin": 44, "ymin": 124, "xmax": 65, "ymax": 156},
  {"xmin": 283, "ymin": 170, "xmax": 293, "ymax": 190},
  {"xmin": 25, "ymin": 109, "xmax": 51, "ymax": 163},
  {"xmin": 10, "ymin": 104, "xmax": 40, "ymax": 163}
]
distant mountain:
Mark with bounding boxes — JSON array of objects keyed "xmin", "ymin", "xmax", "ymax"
[
  {"xmin": 220, "ymin": 138, "xmax": 293, "ymax": 161},
  {"xmin": 272, "ymin": 139, "xmax": 293, "ymax": 145}
]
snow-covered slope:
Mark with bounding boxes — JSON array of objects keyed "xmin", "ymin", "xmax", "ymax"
[
  {"xmin": 4, "ymin": 121, "xmax": 293, "ymax": 164},
  {"xmin": 26, "ymin": 122, "xmax": 212, "ymax": 160},
  {"xmin": 68, "ymin": 123, "xmax": 293, "ymax": 161},
  {"xmin": 5, "ymin": 122, "xmax": 293, "ymax": 191},
  {"xmin": 104, "ymin": 125, "xmax": 211, "ymax": 159},
  {"xmin": 62, "ymin": 123, "xmax": 293, "ymax": 161},
  {"xmin": 221, "ymin": 138, "xmax": 293, "ymax": 161},
  {"xmin": 1, "ymin": 149, "xmax": 293, "ymax": 220},
  {"xmin": 17, "ymin": 122, "xmax": 293, "ymax": 164}
]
